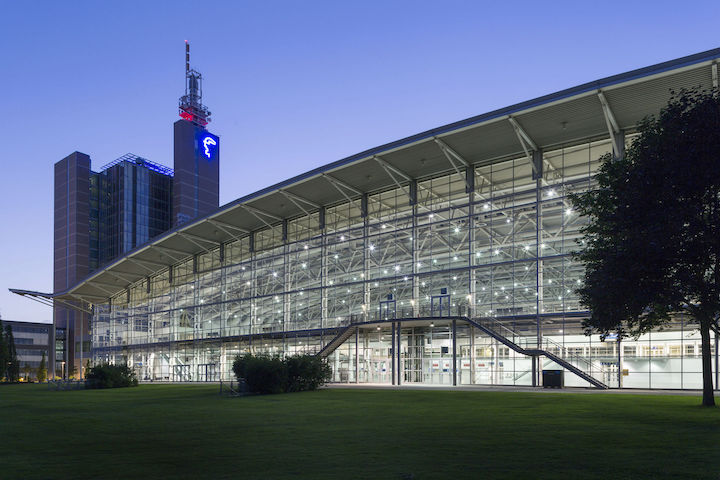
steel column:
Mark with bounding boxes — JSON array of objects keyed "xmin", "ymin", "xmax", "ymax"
[
  {"xmin": 396, "ymin": 322, "xmax": 402, "ymax": 385},
  {"xmin": 391, "ymin": 322, "xmax": 396, "ymax": 385},
  {"xmin": 355, "ymin": 326, "xmax": 359, "ymax": 383},
  {"xmin": 452, "ymin": 319, "xmax": 457, "ymax": 386}
]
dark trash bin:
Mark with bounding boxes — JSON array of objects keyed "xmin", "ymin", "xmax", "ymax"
[{"xmin": 542, "ymin": 369, "xmax": 564, "ymax": 388}]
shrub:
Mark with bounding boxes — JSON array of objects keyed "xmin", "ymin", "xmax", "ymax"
[
  {"xmin": 232, "ymin": 354, "xmax": 331, "ymax": 395},
  {"xmin": 85, "ymin": 363, "xmax": 138, "ymax": 389},
  {"xmin": 285, "ymin": 355, "xmax": 332, "ymax": 392}
]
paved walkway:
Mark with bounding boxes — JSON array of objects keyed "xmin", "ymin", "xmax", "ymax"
[{"xmin": 326, "ymin": 382, "xmax": 711, "ymax": 396}]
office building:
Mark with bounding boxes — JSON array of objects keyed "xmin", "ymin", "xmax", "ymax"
[
  {"xmin": 24, "ymin": 48, "xmax": 720, "ymax": 388},
  {"xmin": 1, "ymin": 320, "xmax": 52, "ymax": 380},
  {"xmin": 49, "ymin": 43, "xmax": 219, "ymax": 378}
]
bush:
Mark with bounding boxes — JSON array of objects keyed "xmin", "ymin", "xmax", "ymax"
[
  {"xmin": 85, "ymin": 363, "xmax": 138, "ymax": 389},
  {"xmin": 232, "ymin": 354, "xmax": 331, "ymax": 395}
]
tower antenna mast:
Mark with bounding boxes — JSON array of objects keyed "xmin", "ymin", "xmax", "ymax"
[{"xmin": 179, "ymin": 40, "xmax": 211, "ymax": 127}]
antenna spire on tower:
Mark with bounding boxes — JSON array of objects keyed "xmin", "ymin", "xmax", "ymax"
[{"xmin": 178, "ymin": 40, "xmax": 211, "ymax": 127}]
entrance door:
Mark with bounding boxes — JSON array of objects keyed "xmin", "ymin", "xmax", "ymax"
[
  {"xmin": 197, "ymin": 363, "xmax": 217, "ymax": 382},
  {"xmin": 431, "ymin": 294, "xmax": 451, "ymax": 317}
]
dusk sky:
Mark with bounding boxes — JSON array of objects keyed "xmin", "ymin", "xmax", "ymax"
[{"xmin": 1, "ymin": 1, "xmax": 719, "ymax": 323}]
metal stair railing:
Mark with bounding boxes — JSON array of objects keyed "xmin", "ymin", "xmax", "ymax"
[
  {"xmin": 316, "ymin": 325, "xmax": 356, "ymax": 358},
  {"xmin": 468, "ymin": 317, "xmax": 607, "ymax": 389},
  {"xmin": 541, "ymin": 336, "xmax": 607, "ymax": 380},
  {"xmin": 312, "ymin": 310, "xmax": 608, "ymax": 389}
]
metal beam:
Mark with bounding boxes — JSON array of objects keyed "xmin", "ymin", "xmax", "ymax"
[
  {"xmin": 279, "ymin": 189, "xmax": 320, "ymax": 209},
  {"xmin": 241, "ymin": 205, "xmax": 276, "ymax": 229},
  {"xmin": 125, "ymin": 258, "xmax": 159, "ymax": 275},
  {"xmin": 434, "ymin": 137, "xmax": 472, "ymax": 191},
  {"xmin": 207, "ymin": 218, "xmax": 250, "ymax": 234},
  {"xmin": 434, "ymin": 137, "xmax": 469, "ymax": 166},
  {"xmin": 178, "ymin": 231, "xmax": 222, "ymax": 246},
  {"xmin": 322, "ymin": 173, "xmax": 362, "ymax": 195},
  {"xmin": 85, "ymin": 282, "xmax": 118, "ymax": 296},
  {"xmin": 373, "ymin": 155, "xmax": 411, "ymax": 181},
  {"xmin": 103, "ymin": 270, "xmax": 140, "ymax": 285},
  {"xmin": 151, "ymin": 244, "xmax": 195, "ymax": 257},
  {"xmin": 130, "ymin": 256, "xmax": 171, "ymax": 269},
  {"xmin": 598, "ymin": 91, "xmax": 621, "ymax": 156},
  {"xmin": 242, "ymin": 204, "xmax": 283, "ymax": 222},
  {"xmin": 373, "ymin": 156, "xmax": 412, "ymax": 201},
  {"xmin": 508, "ymin": 116, "xmax": 540, "ymax": 178},
  {"xmin": 508, "ymin": 116, "xmax": 538, "ymax": 151}
]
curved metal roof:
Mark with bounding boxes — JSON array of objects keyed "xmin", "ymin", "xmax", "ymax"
[{"xmin": 46, "ymin": 47, "xmax": 720, "ymax": 304}]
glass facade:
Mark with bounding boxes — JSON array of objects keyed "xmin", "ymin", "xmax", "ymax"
[
  {"xmin": 91, "ymin": 136, "xmax": 720, "ymax": 389},
  {"xmin": 90, "ymin": 156, "xmax": 173, "ymax": 268}
]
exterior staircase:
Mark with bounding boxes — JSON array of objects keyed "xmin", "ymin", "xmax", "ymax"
[{"xmin": 316, "ymin": 315, "xmax": 609, "ymax": 389}]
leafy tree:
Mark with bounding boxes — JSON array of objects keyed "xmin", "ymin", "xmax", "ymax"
[
  {"xmin": 37, "ymin": 351, "xmax": 47, "ymax": 383},
  {"xmin": 5, "ymin": 325, "xmax": 19, "ymax": 382},
  {"xmin": 572, "ymin": 88, "xmax": 720, "ymax": 407},
  {"xmin": 0, "ymin": 325, "xmax": 7, "ymax": 381},
  {"xmin": 22, "ymin": 363, "xmax": 32, "ymax": 381}
]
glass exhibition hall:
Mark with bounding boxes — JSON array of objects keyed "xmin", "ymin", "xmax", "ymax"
[{"xmin": 62, "ymin": 49, "xmax": 720, "ymax": 390}]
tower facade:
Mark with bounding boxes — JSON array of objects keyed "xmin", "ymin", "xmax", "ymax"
[
  {"xmin": 173, "ymin": 40, "xmax": 219, "ymax": 226},
  {"xmin": 53, "ymin": 154, "xmax": 174, "ymax": 378},
  {"xmin": 50, "ymin": 42, "xmax": 219, "ymax": 378},
  {"xmin": 53, "ymin": 152, "xmax": 92, "ymax": 379}
]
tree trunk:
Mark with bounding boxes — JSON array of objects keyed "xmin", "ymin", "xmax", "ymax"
[{"xmin": 699, "ymin": 319, "xmax": 716, "ymax": 407}]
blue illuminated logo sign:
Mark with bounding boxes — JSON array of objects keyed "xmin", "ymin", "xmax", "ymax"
[
  {"xmin": 197, "ymin": 132, "xmax": 219, "ymax": 160},
  {"xmin": 202, "ymin": 136, "xmax": 217, "ymax": 158}
]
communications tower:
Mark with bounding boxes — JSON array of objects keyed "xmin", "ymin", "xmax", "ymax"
[{"xmin": 173, "ymin": 41, "xmax": 220, "ymax": 226}]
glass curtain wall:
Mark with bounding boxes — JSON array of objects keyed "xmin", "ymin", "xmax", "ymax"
[{"xmin": 92, "ymin": 136, "xmax": 720, "ymax": 388}]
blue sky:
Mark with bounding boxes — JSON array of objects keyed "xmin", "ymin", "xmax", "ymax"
[{"xmin": 1, "ymin": 0, "xmax": 719, "ymax": 322}]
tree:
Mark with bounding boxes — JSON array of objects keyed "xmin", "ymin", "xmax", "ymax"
[
  {"xmin": 0, "ymin": 325, "xmax": 7, "ymax": 381},
  {"xmin": 37, "ymin": 351, "xmax": 47, "ymax": 383},
  {"xmin": 572, "ymin": 88, "xmax": 720, "ymax": 407},
  {"xmin": 22, "ymin": 363, "xmax": 32, "ymax": 381},
  {"xmin": 5, "ymin": 325, "xmax": 19, "ymax": 382}
]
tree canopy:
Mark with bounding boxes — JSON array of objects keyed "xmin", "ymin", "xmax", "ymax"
[{"xmin": 572, "ymin": 88, "xmax": 720, "ymax": 406}]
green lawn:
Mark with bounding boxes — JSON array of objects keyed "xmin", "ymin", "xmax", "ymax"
[{"xmin": 2, "ymin": 384, "xmax": 719, "ymax": 479}]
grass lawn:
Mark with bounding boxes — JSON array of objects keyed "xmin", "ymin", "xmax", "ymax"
[{"xmin": 1, "ymin": 384, "xmax": 719, "ymax": 479}]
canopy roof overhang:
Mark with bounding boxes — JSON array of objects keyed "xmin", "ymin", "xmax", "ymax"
[{"xmin": 29, "ymin": 48, "xmax": 720, "ymax": 305}]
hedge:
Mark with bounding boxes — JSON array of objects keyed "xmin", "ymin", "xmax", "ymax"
[{"xmin": 232, "ymin": 354, "xmax": 331, "ymax": 394}]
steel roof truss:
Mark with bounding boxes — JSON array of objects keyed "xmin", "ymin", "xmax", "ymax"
[
  {"xmin": 241, "ymin": 205, "xmax": 276, "ymax": 229},
  {"xmin": 373, "ymin": 156, "xmax": 412, "ymax": 201},
  {"xmin": 125, "ymin": 258, "xmax": 158, "ymax": 275},
  {"xmin": 322, "ymin": 174, "xmax": 363, "ymax": 210},
  {"xmin": 149, "ymin": 245, "xmax": 188, "ymax": 263},
  {"xmin": 206, "ymin": 219, "xmax": 247, "ymax": 244},
  {"xmin": 508, "ymin": 116, "xmax": 540, "ymax": 178},
  {"xmin": 279, "ymin": 189, "xmax": 320, "ymax": 209},
  {"xmin": 178, "ymin": 231, "xmax": 221, "ymax": 246},
  {"xmin": 130, "ymin": 256, "xmax": 170, "ymax": 268},
  {"xmin": 433, "ymin": 138, "xmax": 472, "ymax": 192},
  {"xmin": 103, "ymin": 270, "xmax": 139, "ymax": 285},
  {"xmin": 86, "ymin": 282, "xmax": 120, "ymax": 296},
  {"xmin": 597, "ymin": 91, "xmax": 621, "ymax": 156}
]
